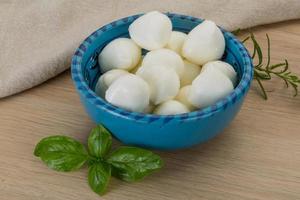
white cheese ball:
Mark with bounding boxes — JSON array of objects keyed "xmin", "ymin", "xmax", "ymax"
[
  {"xmin": 105, "ymin": 74, "xmax": 150, "ymax": 112},
  {"xmin": 188, "ymin": 67, "xmax": 234, "ymax": 108},
  {"xmin": 201, "ymin": 60, "xmax": 237, "ymax": 86},
  {"xmin": 131, "ymin": 55, "xmax": 144, "ymax": 74},
  {"xmin": 181, "ymin": 60, "xmax": 201, "ymax": 86},
  {"xmin": 98, "ymin": 38, "xmax": 141, "ymax": 72},
  {"xmin": 182, "ymin": 20, "xmax": 225, "ymax": 65},
  {"xmin": 142, "ymin": 49, "xmax": 185, "ymax": 77},
  {"xmin": 143, "ymin": 103, "xmax": 155, "ymax": 114},
  {"xmin": 136, "ymin": 65, "xmax": 180, "ymax": 105},
  {"xmin": 153, "ymin": 100, "xmax": 190, "ymax": 115},
  {"xmin": 175, "ymin": 85, "xmax": 197, "ymax": 111},
  {"xmin": 166, "ymin": 31, "xmax": 187, "ymax": 54},
  {"xmin": 95, "ymin": 69, "xmax": 129, "ymax": 98},
  {"xmin": 129, "ymin": 11, "xmax": 172, "ymax": 51}
]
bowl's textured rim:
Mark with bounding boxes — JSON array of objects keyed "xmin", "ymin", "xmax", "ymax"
[{"xmin": 71, "ymin": 13, "xmax": 253, "ymax": 123}]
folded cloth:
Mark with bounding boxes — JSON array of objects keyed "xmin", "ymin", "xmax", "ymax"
[{"xmin": 1, "ymin": 0, "xmax": 300, "ymax": 98}]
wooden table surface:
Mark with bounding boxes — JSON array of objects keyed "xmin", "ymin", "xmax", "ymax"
[{"xmin": 1, "ymin": 20, "xmax": 300, "ymax": 200}]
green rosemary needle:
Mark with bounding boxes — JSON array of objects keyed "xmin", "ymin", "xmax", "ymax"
[{"xmin": 233, "ymin": 30, "xmax": 300, "ymax": 99}]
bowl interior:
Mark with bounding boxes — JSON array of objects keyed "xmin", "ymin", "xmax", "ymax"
[{"xmin": 72, "ymin": 13, "xmax": 252, "ymax": 120}]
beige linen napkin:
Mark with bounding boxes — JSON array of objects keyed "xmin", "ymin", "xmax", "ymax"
[{"xmin": 1, "ymin": 0, "xmax": 300, "ymax": 98}]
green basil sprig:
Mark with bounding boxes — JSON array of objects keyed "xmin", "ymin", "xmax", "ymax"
[
  {"xmin": 107, "ymin": 147, "xmax": 163, "ymax": 182},
  {"xmin": 34, "ymin": 125, "xmax": 164, "ymax": 195},
  {"xmin": 34, "ymin": 136, "xmax": 88, "ymax": 172}
]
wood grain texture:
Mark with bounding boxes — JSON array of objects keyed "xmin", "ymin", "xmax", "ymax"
[{"xmin": 0, "ymin": 20, "xmax": 300, "ymax": 200}]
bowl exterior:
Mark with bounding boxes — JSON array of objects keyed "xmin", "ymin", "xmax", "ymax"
[
  {"xmin": 79, "ymin": 93, "xmax": 245, "ymax": 150},
  {"xmin": 72, "ymin": 13, "xmax": 253, "ymax": 150}
]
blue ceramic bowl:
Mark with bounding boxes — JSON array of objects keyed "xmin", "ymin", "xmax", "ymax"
[{"xmin": 71, "ymin": 13, "xmax": 253, "ymax": 150}]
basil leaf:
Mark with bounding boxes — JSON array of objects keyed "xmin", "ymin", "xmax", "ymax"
[
  {"xmin": 88, "ymin": 162, "xmax": 111, "ymax": 195},
  {"xmin": 34, "ymin": 136, "xmax": 88, "ymax": 172},
  {"xmin": 88, "ymin": 125, "xmax": 112, "ymax": 158},
  {"xmin": 107, "ymin": 147, "xmax": 163, "ymax": 182}
]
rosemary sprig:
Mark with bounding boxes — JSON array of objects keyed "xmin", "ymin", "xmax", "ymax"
[{"xmin": 234, "ymin": 30, "xmax": 300, "ymax": 99}]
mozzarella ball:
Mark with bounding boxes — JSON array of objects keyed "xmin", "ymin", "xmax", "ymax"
[
  {"xmin": 182, "ymin": 20, "xmax": 225, "ymax": 65},
  {"xmin": 95, "ymin": 69, "xmax": 129, "ymax": 98},
  {"xmin": 142, "ymin": 49, "xmax": 184, "ymax": 77},
  {"xmin": 136, "ymin": 65, "xmax": 180, "ymax": 105},
  {"xmin": 201, "ymin": 60, "xmax": 237, "ymax": 86},
  {"xmin": 131, "ymin": 55, "xmax": 144, "ymax": 74},
  {"xmin": 175, "ymin": 85, "xmax": 197, "ymax": 111},
  {"xmin": 181, "ymin": 60, "xmax": 201, "ymax": 86},
  {"xmin": 105, "ymin": 74, "xmax": 150, "ymax": 112},
  {"xmin": 188, "ymin": 68, "xmax": 234, "ymax": 108},
  {"xmin": 143, "ymin": 103, "xmax": 155, "ymax": 114},
  {"xmin": 166, "ymin": 31, "xmax": 187, "ymax": 54},
  {"xmin": 98, "ymin": 38, "xmax": 141, "ymax": 72},
  {"xmin": 129, "ymin": 11, "xmax": 172, "ymax": 50},
  {"xmin": 153, "ymin": 100, "xmax": 190, "ymax": 115}
]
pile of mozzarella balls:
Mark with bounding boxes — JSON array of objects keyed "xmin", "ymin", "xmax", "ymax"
[{"xmin": 95, "ymin": 11, "xmax": 237, "ymax": 115}]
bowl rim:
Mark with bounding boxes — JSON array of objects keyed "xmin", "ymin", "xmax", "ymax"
[{"xmin": 71, "ymin": 12, "xmax": 253, "ymax": 123}]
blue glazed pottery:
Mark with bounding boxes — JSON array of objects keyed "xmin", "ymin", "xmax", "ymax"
[{"xmin": 71, "ymin": 13, "xmax": 253, "ymax": 150}]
